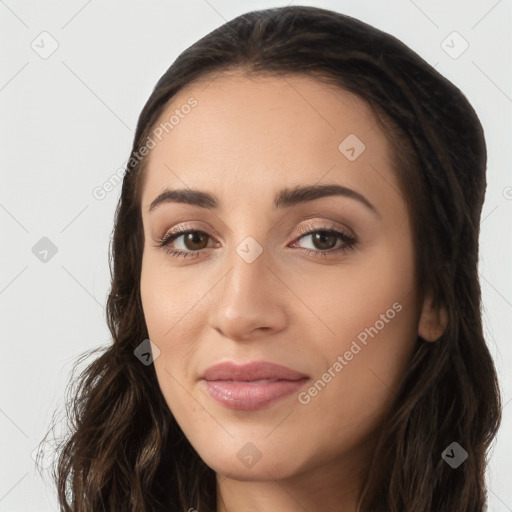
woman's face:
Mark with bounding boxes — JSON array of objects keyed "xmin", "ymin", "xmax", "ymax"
[{"xmin": 139, "ymin": 72, "xmax": 426, "ymax": 486}]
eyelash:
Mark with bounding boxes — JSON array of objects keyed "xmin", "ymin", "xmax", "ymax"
[{"xmin": 154, "ymin": 222, "xmax": 358, "ymax": 260}]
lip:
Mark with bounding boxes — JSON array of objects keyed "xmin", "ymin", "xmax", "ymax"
[
  {"xmin": 201, "ymin": 361, "xmax": 310, "ymax": 411},
  {"xmin": 203, "ymin": 361, "xmax": 309, "ymax": 381}
]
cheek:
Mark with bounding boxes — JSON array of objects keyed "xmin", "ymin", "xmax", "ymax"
[
  {"xmin": 293, "ymin": 234, "xmax": 417, "ymax": 347},
  {"xmin": 140, "ymin": 250, "xmax": 207, "ymax": 340},
  {"xmin": 140, "ymin": 251, "xmax": 213, "ymax": 414},
  {"xmin": 287, "ymin": 298, "xmax": 418, "ymax": 472},
  {"xmin": 293, "ymin": 238, "xmax": 419, "ymax": 420},
  {"xmin": 140, "ymin": 257, "xmax": 188, "ymax": 389}
]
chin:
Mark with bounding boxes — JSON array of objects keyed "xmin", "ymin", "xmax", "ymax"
[{"xmin": 193, "ymin": 439, "xmax": 306, "ymax": 481}]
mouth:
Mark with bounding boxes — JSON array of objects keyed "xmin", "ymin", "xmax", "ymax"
[{"xmin": 201, "ymin": 361, "xmax": 310, "ymax": 411}]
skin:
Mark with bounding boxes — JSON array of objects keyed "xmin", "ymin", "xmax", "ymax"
[{"xmin": 139, "ymin": 71, "xmax": 447, "ymax": 512}]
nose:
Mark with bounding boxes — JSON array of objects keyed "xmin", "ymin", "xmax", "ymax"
[{"xmin": 209, "ymin": 243, "xmax": 288, "ymax": 342}]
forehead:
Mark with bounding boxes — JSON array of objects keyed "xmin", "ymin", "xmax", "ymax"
[{"xmin": 140, "ymin": 72, "xmax": 398, "ymax": 211}]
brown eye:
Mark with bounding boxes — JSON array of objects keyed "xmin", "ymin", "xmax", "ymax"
[
  {"xmin": 291, "ymin": 224, "xmax": 358, "ymax": 258},
  {"xmin": 181, "ymin": 231, "xmax": 209, "ymax": 251},
  {"xmin": 155, "ymin": 229, "xmax": 215, "ymax": 258},
  {"xmin": 310, "ymin": 231, "xmax": 338, "ymax": 250}
]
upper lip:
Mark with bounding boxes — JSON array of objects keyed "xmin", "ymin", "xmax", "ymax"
[{"xmin": 203, "ymin": 361, "xmax": 309, "ymax": 381}]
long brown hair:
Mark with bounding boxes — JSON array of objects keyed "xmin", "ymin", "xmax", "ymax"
[{"xmin": 43, "ymin": 6, "xmax": 501, "ymax": 511}]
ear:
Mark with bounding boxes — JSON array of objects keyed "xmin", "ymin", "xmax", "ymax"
[{"xmin": 418, "ymin": 291, "xmax": 448, "ymax": 342}]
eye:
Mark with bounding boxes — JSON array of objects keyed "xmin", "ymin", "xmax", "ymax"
[
  {"xmin": 154, "ymin": 225, "xmax": 218, "ymax": 259},
  {"xmin": 153, "ymin": 222, "xmax": 358, "ymax": 259},
  {"xmin": 290, "ymin": 223, "xmax": 357, "ymax": 258}
]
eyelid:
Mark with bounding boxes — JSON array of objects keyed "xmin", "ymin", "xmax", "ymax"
[
  {"xmin": 157, "ymin": 221, "xmax": 218, "ymax": 241},
  {"xmin": 292, "ymin": 219, "xmax": 356, "ymax": 240}
]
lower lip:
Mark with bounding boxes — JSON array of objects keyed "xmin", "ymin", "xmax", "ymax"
[{"xmin": 203, "ymin": 379, "xmax": 309, "ymax": 410}]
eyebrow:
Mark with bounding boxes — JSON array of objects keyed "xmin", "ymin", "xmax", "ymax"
[{"xmin": 148, "ymin": 183, "xmax": 381, "ymax": 217}]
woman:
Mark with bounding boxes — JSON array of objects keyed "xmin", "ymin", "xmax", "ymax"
[{"xmin": 49, "ymin": 5, "xmax": 501, "ymax": 511}]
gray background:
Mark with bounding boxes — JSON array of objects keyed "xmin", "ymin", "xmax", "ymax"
[{"xmin": 1, "ymin": 0, "xmax": 511, "ymax": 510}]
